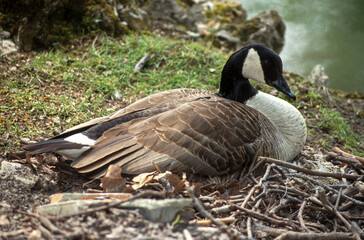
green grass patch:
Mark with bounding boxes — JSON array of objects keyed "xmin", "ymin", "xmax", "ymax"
[
  {"xmin": 318, "ymin": 107, "xmax": 363, "ymax": 156},
  {"xmin": 0, "ymin": 34, "xmax": 225, "ymax": 152}
]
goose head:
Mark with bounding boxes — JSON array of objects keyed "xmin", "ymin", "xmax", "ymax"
[{"xmin": 218, "ymin": 44, "xmax": 296, "ymax": 102}]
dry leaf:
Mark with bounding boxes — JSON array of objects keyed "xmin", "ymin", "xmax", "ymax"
[
  {"xmin": 101, "ymin": 164, "xmax": 126, "ymax": 192},
  {"xmin": 132, "ymin": 171, "xmax": 157, "ymax": 190}
]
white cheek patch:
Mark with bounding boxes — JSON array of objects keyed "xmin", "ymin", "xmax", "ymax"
[{"xmin": 242, "ymin": 49, "xmax": 265, "ymax": 83}]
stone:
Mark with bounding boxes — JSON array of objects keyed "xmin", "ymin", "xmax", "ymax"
[
  {"xmin": 0, "ymin": 40, "xmax": 19, "ymax": 56},
  {"xmin": 147, "ymin": 0, "xmax": 205, "ymax": 32},
  {"xmin": 118, "ymin": 6, "xmax": 151, "ymax": 31},
  {"xmin": 0, "ymin": 27, "xmax": 11, "ymax": 39},
  {"xmin": 0, "ymin": 215, "xmax": 10, "ymax": 226},
  {"xmin": 37, "ymin": 197, "xmax": 192, "ymax": 223},
  {"xmin": 0, "ymin": 161, "xmax": 38, "ymax": 189},
  {"xmin": 204, "ymin": 0, "xmax": 247, "ymax": 25},
  {"xmin": 214, "ymin": 29, "xmax": 242, "ymax": 50},
  {"xmin": 238, "ymin": 10, "xmax": 285, "ymax": 53},
  {"xmin": 309, "ymin": 64, "xmax": 329, "ymax": 86}
]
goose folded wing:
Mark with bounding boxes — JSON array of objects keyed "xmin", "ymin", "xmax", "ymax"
[
  {"xmin": 56, "ymin": 89, "xmax": 215, "ymax": 138},
  {"xmin": 72, "ymin": 99, "xmax": 263, "ymax": 178}
]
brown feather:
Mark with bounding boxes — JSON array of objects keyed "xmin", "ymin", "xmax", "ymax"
[{"xmin": 70, "ymin": 89, "xmax": 281, "ymax": 178}]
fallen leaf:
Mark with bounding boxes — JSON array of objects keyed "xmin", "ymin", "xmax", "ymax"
[
  {"xmin": 227, "ymin": 179, "xmax": 240, "ymax": 196},
  {"xmin": 101, "ymin": 164, "xmax": 126, "ymax": 192},
  {"xmin": 132, "ymin": 171, "xmax": 157, "ymax": 190}
]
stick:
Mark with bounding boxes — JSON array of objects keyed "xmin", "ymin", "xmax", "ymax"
[
  {"xmin": 273, "ymin": 231, "xmax": 355, "ymax": 240},
  {"xmin": 194, "ymin": 217, "xmax": 235, "ymax": 226},
  {"xmin": 309, "ymin": 196, "xmax": 361, "ymax": 240},
  {"xmin": 327, "ymin": 152, "xmax": 363, "ymax": 169},
  {"xmin": 134, "ymin": 54, "xmax": 150, "ymax": 72},
  {"xmin": 183, "ymin": 229, "xmax": 194, "ymax": 240},
  {"xmin": 233, "ymin": 205, "xmax": 288, "ymax": 227},
  {"xmin": 186, "ymin": 186, "xmax": 228, "ymax": 230},
  {"xmin": 297, "ymin": 199, "xmax": 310, "ymax": 232},
  {"xmin": 291, "ymin": 173, "xmax": 364, "ymax": 207},
  {"xmin": 258, "ymin": 157, "xmax": 360, "ymax": 180},
  {"xmin": 241, "ymin": 164, "xmax": 274, "ymax": 208},
  {"xmin": 333, "ymin": 147, "xmax": 364, "ymax": 164}
]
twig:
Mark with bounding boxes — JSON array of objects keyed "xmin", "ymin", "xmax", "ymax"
[
  {"xmin": 291, "ymin": 173, "xmax": 364, "ymax": 207},
  {"xmin": 194, "ymin": 217, "xmax": 235, "ymax": 226},
  {"xmin": 334, "ymin": 187, "xmax": 343, "ymax": 210},
  {"xmin": 247, "ymin": 217, "xmax": 253, "ymax": 238},
  {"xmin": 327, "ymin": 152, "xmax": 364, "ymax": 171},
  {"xmin": 308, "ymin": 196, "xmax": 361, "ymax": 240},
  {"xmin": 134, "ymin": 54, "xmax": 150, "ymax": 72},
  {"xmin": 0, "ymin": 229, "xmax": 29, "ymax": 238},
  {"xmin": 273, "ymin": 231, "xmax": 355, "ymax": 240},
  {"xmin": 211, "ymin": 205, "xmax": 236, "ymax": 215},
  {"xmin": 183, "ymin": 229, "xmax": 194, "ymax": 240},
  {"xmin": 186, "ymin": 186, "xmax": 228, "ymax": 230},
  {"xmin": 297, "ymin": 199, "xmax": 310, "ymax": 232},
  {"xmin": 248, "ymin": 198, "xmax": 263, "ymax": 238},
  {"xmin": 232, "ymin": 204, "xmax": 289, "ymax": 227},
  {"xmin": 258, "ymin": 157, "xmax": 360, "ymax": 180},
  {"xmin": 30, "ymin": 217, "xmax": 53, "ymax": 240},
  {"xmin": 241, "ymin": 163, "xmax": 274, "ymax": 208},
  {"xmin": 333, "ymin": 147, "xmax": 364, "ymax": 164}
]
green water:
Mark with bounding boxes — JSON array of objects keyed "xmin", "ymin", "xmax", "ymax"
[{"xmin": 239, "ymin": 0, "xmax": 364, "ymax": 94}]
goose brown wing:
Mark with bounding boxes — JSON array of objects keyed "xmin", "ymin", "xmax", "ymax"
[
  {"xmin": 60, "ymin": 89, "xmax": 214, "ymax": 137},
  {"xmin": 72, "ymin": 97, "xmax": 265, "ymax": 178}
]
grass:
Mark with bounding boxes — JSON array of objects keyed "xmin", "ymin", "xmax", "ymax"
[
  {"xmin": 318, "ymin": 107, "xmax": 364, "ymax": 153},
  {"xmin": 0, "ymin": 33, "xmax": 363, "ymax": 157},
  {"xmin": 0, "ymin": 34, "xmax": 225, "ymax": 152}
]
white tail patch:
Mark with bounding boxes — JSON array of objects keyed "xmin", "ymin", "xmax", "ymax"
[
  {"xmin": 64, "ymin": 133, "xmax": 96, "ymax": 146},
  {"xmin": 57, "ymin": 147, "xmax": 91, "ymax": 160},
  {"xmin": 242, "ymin": 49, "xmax": 265, "ymax": 83}
]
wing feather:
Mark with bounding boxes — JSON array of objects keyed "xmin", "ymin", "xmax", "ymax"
[{"xmin": 71, "ymin": 95, "xmax": 272, "ymax": 178}]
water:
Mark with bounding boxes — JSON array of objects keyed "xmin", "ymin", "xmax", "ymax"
[{"xmin": 238, "ymin": 0, "xmax": 364, "ymax": 94}]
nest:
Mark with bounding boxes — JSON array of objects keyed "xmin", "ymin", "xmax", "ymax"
[{"xmin": 6, "ymin": 147, "xmax": 364, "ymax": 240}]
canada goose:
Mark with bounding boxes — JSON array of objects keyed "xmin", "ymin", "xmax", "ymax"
[{"xmin": 24, "ymin": 44, "xmax": 307, "ymax": 181}]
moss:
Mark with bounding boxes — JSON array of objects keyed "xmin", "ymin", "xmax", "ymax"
[
  {"xmin": 43, "ymin": 24, "xmax": 75, "ymax": 46},
  {"xmin": 83, "ymin": 0, "xmax": 124, "ymax": 36},
  {"xmin": 204, "ymin": 3, "xmax": 246, "ymax": 24}
]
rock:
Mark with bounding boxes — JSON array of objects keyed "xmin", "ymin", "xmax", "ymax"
[
  {"xmin": 204, "ymin": 0, "xmax": 247, "ymax": 25},
  {"xmin": 238, "ymin": 10, "xmax": 285, "ymax": 53},
  {"xmin": 214, "ymin": 29, "xmax": 242, "ymax": 50},
  {"xmin": 49, "ymin": 192, "xmax": 133, "ymax": 203},
  {"xmin": 122, "ymin": 198, "xmax": 193, "ymax": 223},
  {"xmin": 147, "ymin": 0, "xmax": 205, "ymax": 32},
  {"xmin": 0, "ymin": 27, "xmax": 11, "ymax": 39},
  {"xmin": 308, "ymin": 64, "xmax": 332, "ymax": 101},
  {"xmin": 84, "ymin": 0, "xmax": 124, "ymax": 36},
  {"xmin": 118, "ymin": 6, "xmax": 151, "ymax": 31},
  {"xmin": 37, "ymin": 197, "xmax": 192, "ymax": 223},
  {"xmin": 0, "ymin": 40, "xmax": 19, "ymax": 56},
  {"xmin": 309, "ymin": 64, "xmax": 329, "ymax": 86},
  {"xmin": 0, "ymin": 215, "xmax": 10, "ymax": 226},
  {"xmin": 0, "ymin": 161, "xmax": 38, "ymax": 189}
]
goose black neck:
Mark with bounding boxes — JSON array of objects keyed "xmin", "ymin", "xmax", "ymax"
[{"xmin": 218, "ymin": 52, "xmax": 258, "ymax": 103}]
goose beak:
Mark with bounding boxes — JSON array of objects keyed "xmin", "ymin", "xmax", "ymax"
[{"xmin": 270, "ymin": 75, "xmax": 296, "ymax": 100}]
